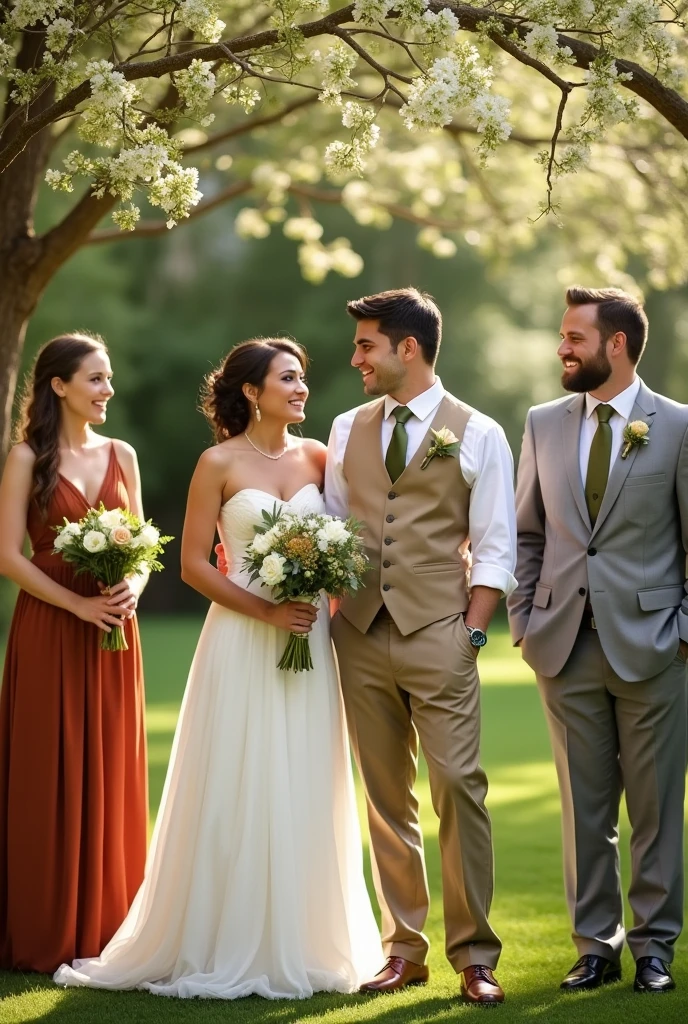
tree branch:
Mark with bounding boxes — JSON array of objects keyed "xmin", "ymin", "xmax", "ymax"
[
  {"xmin": 0, "ymin": 7, "xmax": 356, "ymax": 173},
  {"xmin": 182, "ymin": 95, "xmax": 319, "ymax": 155},
  {"xmin": 85, "ymin": 180, "xmax": 252, "ymax": 243}
]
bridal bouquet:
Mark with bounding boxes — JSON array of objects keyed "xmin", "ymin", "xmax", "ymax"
[
  {"xmin": 53, "ymin": 504, "xmax": 173, "ymax": 651},
  {"xmin": 243, "ymin": 506, "xmax": 369, "ymax": 672}
]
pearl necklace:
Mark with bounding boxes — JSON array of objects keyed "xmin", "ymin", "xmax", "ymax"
[{"xmin": 244, "ymin": 432, "xmax": 290, "ymax": 461}]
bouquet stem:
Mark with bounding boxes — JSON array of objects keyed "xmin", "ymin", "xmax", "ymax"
[
  {"xmin": 278, "ymin": 631, "xmax": 313, "ymax": 672},
  {"xmin": 101, "ymin": 623, "xmax": 128, "ymax": 652}
]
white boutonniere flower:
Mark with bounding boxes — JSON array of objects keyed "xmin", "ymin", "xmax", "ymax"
[
  {"xmin": 621, "ymin": 420, "xmax": 650, "ymax": 459},
  {"xmin": 420, "ymin": 426, "xmax": 461, "ymax": 470}
]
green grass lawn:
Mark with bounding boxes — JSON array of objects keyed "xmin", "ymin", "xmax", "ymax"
[{"xmin": 1, "ymin": 618, "xmax": 687, "ymax": 1023}]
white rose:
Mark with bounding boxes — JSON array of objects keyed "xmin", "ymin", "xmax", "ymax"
[
  {"xmin": 316, "ymin": 519, "xmax": 351, "ymax": 551},
  {"xmin": 137, "ymin": 524, "xmax": 160, "ymax": 549},
  {"xmin": 251, "ymin": 531, "xmax": 274, "ymax": 555},
  {"xmin": 98, "ymin": 509, "xmax": 125, "ymax": 530},
  {"xmin": 83, "ymin": 530, "xmax": 107, "ymax": 553},
  {"xmin": 258, "ymin": 552, "xmax": 287, "ymax": 587},
  {"xmin": 63, "ymin": 521, "xmax": 82, "ymax": 536}
]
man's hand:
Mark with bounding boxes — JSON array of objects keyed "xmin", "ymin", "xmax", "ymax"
[{"xmin": 679, "ymin": 639, "xmax": 688, "ymax": 663}]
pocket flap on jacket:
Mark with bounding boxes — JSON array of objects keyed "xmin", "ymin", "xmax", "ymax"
[
  {"xmin": 412, "ymin": 561, "xmax": 462, "ymax": 574},
  {"xmin": 533, "ymin": 582, "xmax": 552, "ymax": 609},
  {"xmin": 637, "ymin": 585, "xmax": 685, "ymax": 611}
]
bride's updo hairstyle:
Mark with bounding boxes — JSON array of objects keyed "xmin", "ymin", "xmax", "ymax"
[
  {"xmin": 201, "ymin": 338, "xmax": 308, "ymax": 443},
  {"xmin": 15, "ymin": 332, "xmax": 107, "ymax": 517}
]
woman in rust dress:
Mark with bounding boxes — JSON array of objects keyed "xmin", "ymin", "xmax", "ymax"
[{"xmin": 0, "ymin": 333, "xmax": 148, "ymax": 973}]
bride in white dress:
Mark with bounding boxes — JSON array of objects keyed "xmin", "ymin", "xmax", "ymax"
[{"xmin": 54, "ymin": 337, "xmax": 382, "ymax": 999}]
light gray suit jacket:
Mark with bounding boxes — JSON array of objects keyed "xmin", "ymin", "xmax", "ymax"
[{"xmin": 507, "ymin": 380, "xmax": 688, "ymax": 682}]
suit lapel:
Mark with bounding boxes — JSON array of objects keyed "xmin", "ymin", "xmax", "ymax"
[
  {"xmin": 590, "ymin": 381, "xmax": 656, "ymax": 538},
  {"xmin": 561, "ymin": 394, "xmax": 591, "ymax": 529}
]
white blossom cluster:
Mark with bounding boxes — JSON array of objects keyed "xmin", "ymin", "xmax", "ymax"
[
  {"xmin": 283, "ymin": 217, "xmax": 324, "ymax": 242},
  {"xmin": 397, "ymin": 43, "xmax": 505, "ymax": 144},
  {"xmin": 523, "ymin": 23, "xmax": 573, "ymax": 65},
  {"xmin": 352, "ymin": 0, "xmax": 395, "ymax": 24},
  {"xmin": 10, "ymin": 0, "xmax": 66, "ymax": 29},
  {"xmin": 396, "ymin": 0, "xmax": 429, "ymax": 27},
  {"xmin": 298, "ymin": 237, "xmax": 363, "ymax": 284},
  {"xmin": 45, "ymin": 16, "xmax": 73, "ymax": 52},
  {"xmin": 235, "ymin": 207, "xmax": 272, "ymax": 239},
  {"xmin": 583, "ymin": 55, "xmax": 637, "ymax": 130},
  {"xmin": 176, "ymin": 59, "xmax": 216, "ymax": 116},
  {"xmin": 0, "ymin": 37, "xmax": 14, "ymax": 75},
  {"xmin": 223, "ymin": 84, "xmax": 262, "ymax": 112},
  {"xmin": 178, "ymin": 0, "xmax": 226, "ymax": 43},
  {"xmin": 79, "ymin": 60, "xmax": 141, "ymax": 147},
  {"xmin": 420, "ymin": 9, "xmax": 459, "ymax": 47},
  {"xmin": 320, "ymin": 42, "xmax": 358, "ymax": 103},
  {"xmin": 148, "ymin": 164, "xmax": 203, "ymax": 228}
]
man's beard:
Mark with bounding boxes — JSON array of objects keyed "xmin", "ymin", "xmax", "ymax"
[{"xmin": 561, "ymin": 344, "xmax": 612, "ymax": 393}]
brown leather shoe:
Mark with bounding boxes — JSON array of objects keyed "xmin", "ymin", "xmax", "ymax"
[
  {"xmin": 359, "ymin": 956, "xmax": 429, "ymax": 994},
  {"xmin": 460, "ymin": 965, "xmax": 505, "ymax": 1005}
]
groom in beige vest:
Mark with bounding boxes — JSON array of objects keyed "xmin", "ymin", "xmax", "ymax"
[
  {"xmin": 326, "ymin": 288, "xmax": 517, "ymax": 1005},
  {"xmin": 508, "ymin": 287, "xmax": 688, "ymax": 995}
]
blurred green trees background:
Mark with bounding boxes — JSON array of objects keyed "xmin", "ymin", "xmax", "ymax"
[{"xmin": 17, "ymin": 189, "xmax": 688, "ymax": 616}]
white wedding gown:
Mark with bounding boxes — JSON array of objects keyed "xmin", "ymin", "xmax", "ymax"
[{"xmin": 54, "ymin": 484, "xmax": 381, "ymax": 999}]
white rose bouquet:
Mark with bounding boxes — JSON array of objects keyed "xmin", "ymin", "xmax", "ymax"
[
  {"xmin": 53, "ymin": 504, "xmax": 173, "ymax": 651},
  {"xmin": 243, "ymin": 505, "xmax": 369, "ymax": 672}
]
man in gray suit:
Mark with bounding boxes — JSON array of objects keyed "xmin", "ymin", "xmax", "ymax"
[{"xmin": 508, "ymin": 286, "xmax": 688, "ymax": 994}]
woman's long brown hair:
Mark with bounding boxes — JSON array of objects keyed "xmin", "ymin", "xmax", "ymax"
[{"xmin": 14, "ymin": 333, "xmax": 107, "ymax": 517}]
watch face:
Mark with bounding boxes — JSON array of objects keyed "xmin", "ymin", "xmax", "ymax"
[{"xmin": 468, "ymin": 627, "xmax": 487, "ymax": 647}]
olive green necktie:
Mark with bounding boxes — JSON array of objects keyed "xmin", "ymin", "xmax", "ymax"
[
  {"xmin": 585, "ymin": 403, "xmax": 614, "ymax": 526},
  {"xmin": 385, "ymin": 406, "xmax": 414, "ymax": 483}
]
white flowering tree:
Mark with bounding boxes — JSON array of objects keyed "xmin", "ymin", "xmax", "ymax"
[{"xmin": 0, "ymin": 2, "xmax": 686, "ymax": 454}]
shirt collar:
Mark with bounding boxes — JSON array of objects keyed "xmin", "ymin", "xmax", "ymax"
[
  {"xmin": 584, "ymin": 377, "xmax": 641, "ymax": 422},
  {"xmin": 384, "ymin": 377, "xmax": 444, "ymax": 422}
]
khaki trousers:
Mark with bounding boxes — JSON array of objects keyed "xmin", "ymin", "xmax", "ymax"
[
  {"xmin": 331, "ymin": 609, "xmax": 501, "ymax": 973},
  {"xmin": 537, "ymin": 628, "xmax": 688, "ymax": 962}
]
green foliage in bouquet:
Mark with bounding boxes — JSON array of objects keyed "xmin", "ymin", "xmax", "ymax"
[
  {"xmin": 242, "ymin": 505, "xmax": 369, "ymax": 672},
  {"xmin": 53, "ymin": 504, "xmax": 173, "ymax": 651}
]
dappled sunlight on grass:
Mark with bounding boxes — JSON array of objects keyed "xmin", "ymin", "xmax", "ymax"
[{"xmin": 2, "ymin": 618, "xmax": 687, "ymax": 1023}]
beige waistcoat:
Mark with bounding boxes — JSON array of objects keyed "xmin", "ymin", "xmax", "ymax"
[{"xmin": 340, "ymin": 394, "xmax": 473, "ymax": 636}]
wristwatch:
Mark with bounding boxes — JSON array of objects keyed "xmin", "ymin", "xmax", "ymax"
[{"xmin": 465, "ymin": 625, "xmax": 488, "ymax": 648}]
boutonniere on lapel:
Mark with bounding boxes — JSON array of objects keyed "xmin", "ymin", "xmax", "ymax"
[
  {"xmin": 420, "ymin": 427, "xmax": 460, "ymax": 470},
  {"xmin": 621, "ymin": 420, "xmax": 650, "ymax": 459}
]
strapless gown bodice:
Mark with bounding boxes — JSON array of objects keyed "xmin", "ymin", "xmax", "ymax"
[{"xmin": 219, "ymin": 484, "xmax": 324, "ymax": 591}]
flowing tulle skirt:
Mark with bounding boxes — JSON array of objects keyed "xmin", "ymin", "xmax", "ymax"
[{"xmin": 55, "ymin": 599, "xmax": 381, "ymax": 998}]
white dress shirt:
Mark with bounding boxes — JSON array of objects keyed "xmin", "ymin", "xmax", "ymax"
[
  {"xmin": 579, "ymin": 377, "xmax": 641, "ymax": 484},
  {"xmin": 325, "ymin": 377, "xmax": 518, "ymax": 596}
]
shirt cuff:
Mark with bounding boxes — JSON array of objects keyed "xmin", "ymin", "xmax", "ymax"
[{"xmin": 470, "ymin": 563, "xmax": 518, "ymax": 597}]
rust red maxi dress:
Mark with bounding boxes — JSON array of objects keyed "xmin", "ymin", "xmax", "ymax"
[{"xmin": 0, "ymin": 443, "xmax": 147, "ymax": 973}]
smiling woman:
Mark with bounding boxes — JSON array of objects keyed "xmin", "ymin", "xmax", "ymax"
[{"xmin": 0, "ymin": 333, "xmax": 149, "ymax": 974}]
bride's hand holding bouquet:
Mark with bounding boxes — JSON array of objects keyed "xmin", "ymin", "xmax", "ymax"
[{"xmin": 243, "ymin": 505, "xmax": 369, "ymax": 672}]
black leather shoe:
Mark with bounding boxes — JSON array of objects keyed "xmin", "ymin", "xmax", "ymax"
[
  {"xmin": 634, "ymin": 957, "xmax": 675, "ymax": 993},
  {"xmin": 560, "ymin": 954, "xmax": 621, "ymax": 991}
]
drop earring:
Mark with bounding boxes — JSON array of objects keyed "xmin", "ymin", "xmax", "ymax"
[{"xmin": 255, "ymin": 403, "xmax": 261, "ymax": 422}]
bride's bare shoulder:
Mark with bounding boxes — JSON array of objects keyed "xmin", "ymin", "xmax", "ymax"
[{"xmin": 296, "ymin": 437, "xmax": 327, "ymax": 473}]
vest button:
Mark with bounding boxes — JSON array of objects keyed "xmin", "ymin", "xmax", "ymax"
[
  {"xmin": 384, "ymin": 537, "xmax": 393, "ymax": 546},
  {"xmin": 383, "ymin": 560, "xmax": 391, "ymax": 568},
  {"xmin": 382, "ymin": 583, "xmax": 391, "ymax": 592},
  {"xmin": 386, "ymin": 514, "xmax": 395, "ymax": 523},
  {"xmin": 578, "ymin": 587, "xmax": 586, "ymax": 596},
  {"xmin": 388, "ymin": 491, "xmax": 397, "ymax": 499},
  {"xmin": 588, "ymin": 547, "xmax": 597, "ymax": 556}
]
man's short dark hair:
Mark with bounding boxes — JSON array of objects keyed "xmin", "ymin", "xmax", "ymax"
[
  {"xmin": 346, "ymin": 287, "xmax": 442, "ymax": 365},
  {"xmin": 565, "ymin": 286, "xmax": 648, "ymax": 365}
]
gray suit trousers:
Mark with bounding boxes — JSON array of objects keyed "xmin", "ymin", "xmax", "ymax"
[{"xmin": 537, "ymin": 628, "xmax": 688, "ymax": 962}]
